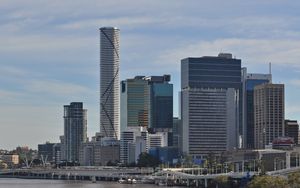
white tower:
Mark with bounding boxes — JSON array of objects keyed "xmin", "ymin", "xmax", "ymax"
[{"xmin": 100, "ymin": 27, "xmax": 120, "ymax": 139}]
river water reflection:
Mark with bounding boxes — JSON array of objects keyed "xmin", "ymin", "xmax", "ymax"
[{"xmin": 0, "ymin": 178, "xmax": 175, "ymax": 188}]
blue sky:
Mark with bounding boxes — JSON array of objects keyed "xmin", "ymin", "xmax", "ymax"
[{"xmin": 1, "ymin": 0, "xmax": 300, "ymax": 149}]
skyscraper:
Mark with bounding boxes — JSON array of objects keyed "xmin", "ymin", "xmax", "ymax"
[
  {"xmin": 145, "ymin": 75, "xmax": 173, "ymax": 132},
  {"xmin": 242, "ymin": 68, "xmax": 272, "ymax": 148},
  {"xmin": 254, "ymin": 83, "xmax": 285, "ymax": 149},
  {"xmin": 100, "ymin": 27, "xmax": 120, "ymax": 139},
  {"xmin": 120, "ymin": 75, "xmax": 173, "ymax": 144},
  {"xmin": 120, "ymin": 76, "xmax": 149, "ymax": 133},
  {"xmin": 64, "ymin": 102, "xmax": 87, "ymax": 162},
  {"xmin": 180, "ymin": 53, "xmax": 242, "ymax": 158}
]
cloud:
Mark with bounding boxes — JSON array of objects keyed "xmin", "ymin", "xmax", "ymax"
[
  {"xmin": 0, "ymin": 90, "xmax": 21, "ymax": 100},
  {"xmin": 289, "ymin": 80, "xmax": 300, "ymax": 87},
  {"xmin": 57, "ymin": 17, "xmax": 159, "ymax": 30},
  {"xmin": 155, "ymin": 38, "xmax": 300, "ymax": 72},
  {"xmin": 25, "ymin": 79, "xmax": 92, "ymax": 96}
]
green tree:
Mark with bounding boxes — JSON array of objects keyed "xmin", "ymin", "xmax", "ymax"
[
  {"xmin": 137, "ymin": 152, "xmax": 160, "ymax": 167},
  {"xmin": 247, "ymin": 175, "xmax": 288, "ymax": 188}
]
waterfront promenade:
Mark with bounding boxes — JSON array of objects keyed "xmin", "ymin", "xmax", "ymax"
[{"xmin": 1, "ymin": 166, "xmax": 300, "ymax": 187}]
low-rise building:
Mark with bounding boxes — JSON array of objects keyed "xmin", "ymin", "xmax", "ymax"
[
  {"xmin": 1, "ymin": 154, "xmax": 19, "ymax": 166},
  {"xmin": 79, "ymin": 137, "xmax": 120, "ymax": 166}
]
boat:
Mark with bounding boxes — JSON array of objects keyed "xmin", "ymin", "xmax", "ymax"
[
  {"xmin": 158, "ymin": 180, "xmax": 167, "ymax": 186},
  {"xmin": 118, "ymin": 178, "xmax": 126, "ymax": 184},
  {"xmin": 132, "ymin": 179, "xmax": 137, "ymax": 184}
]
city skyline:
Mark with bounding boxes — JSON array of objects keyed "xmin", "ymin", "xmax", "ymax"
[{"xmin": 1, "ymin": 0, "xmax": 300, "ymax": 149}]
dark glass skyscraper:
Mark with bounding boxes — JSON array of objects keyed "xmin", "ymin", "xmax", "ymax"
[
  {"xmin": 242, "ymin": 68, "xmax": 271, "ymax": 148},
  {"xmin": 146, "ymin": 75, "xmax": 173, "ymax": 131},
  {"xmin": 64, "ymin": 102, "xmax": 87, "ymax": 162},
  {"xmin": 181, "ymin": 54, "xmax": 241, "ymax": 90}
]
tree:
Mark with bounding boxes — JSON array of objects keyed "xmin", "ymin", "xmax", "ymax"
[
  {"xmin": 137, "ymin": 152, "xmax": 160, "ymax": 167},
  {"xmin": 247, "ymin": 175, "xmax": 288, "ymax": 188},
  {"xmin": 288, "ymin": 172, "xmax": 300, "ymax": 188},
  {"xmin": 214, "ymin": 175, "xmax": 229, "ymax": 188}
]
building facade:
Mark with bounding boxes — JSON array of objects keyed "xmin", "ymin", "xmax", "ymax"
[
  {"xmin": 181, "ymin": 53, "xmax": 242, "ymax": 158},
  {"xmin": 120, "ymin": 127, "xmax": 147, "ymax": 164},
  {"xmin": 64, "ymin": 102, "xmax": 87, "ymax": 162},
  {"xmin": 79, "ymin": 137, "xmax": 120, "ymax": 166},
  {"xmin": 38, "ymin": 142, "xmax": 55, "ymax": 163},
  {"xmin": 100, "ymin": 27, "xmax": 120, "ymax": 139},
  {"xmin": 285, "ymin": 120, "xmax": 299, "ymax": 145},
  {"xmin": 254, "ymin": 83, "xmax": 285, "ymax": 149},
  {"xmin": 121, "ymin": 75, "xmax": 173, "ymax": 146},
  {"xmin": 242, "ymin": 68, "xmax": 272, "ymax": 148},
  {"xmin": 120, "ymin": 76, "xmax": 149, "ymax": 133}
]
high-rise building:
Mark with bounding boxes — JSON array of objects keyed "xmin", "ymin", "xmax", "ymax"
[
  {"xmin": 100, "ymin": 27, "xmax": 120, "ymax": 139},
  {"xmin": 121, "ymin": 75, "xmax": 173, "ymax": 145},
  {"xmin": 172, "ymin": 117, "xmax": 181, "ymax": 150},
  {"xmin": 242, "ymin": 68, "xmax": 271, "ymax": 148},
  {"xmin": 121, "ymin": 75, "xmax": 172, "ymax": 130},
  {"xmin": 285, "ymin": 120, "xmax": 299, "ymax": 145},
  {"xmin": 254, "ymin": 83, "xmax": 285, "ymax": 149},
  {"xmin": 180, "ymin": 53, "xmax": 242, "ymax": 158},
  {"xmin": 120, "ymin": 76, "xmax": 149, "ymax": 133},
  {"xmin": 145, "ymin": 75, "xmax": 173, "ymax": 132},
  {"xmin": 64, "ymin": 102, "xmax": 87, "ymax": 162}
]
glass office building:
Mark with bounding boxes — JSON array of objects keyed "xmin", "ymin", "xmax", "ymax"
[
  {"xmin": 120, "ymin": 77, "xmax": 149, "ymax": 132},
  {"xmin": 242, "ymin": 68, "xmax": 271, "ymax": 148},
  {"xmin": 121, "ymin": 75, "xmax": 173, "ymax": 146}
]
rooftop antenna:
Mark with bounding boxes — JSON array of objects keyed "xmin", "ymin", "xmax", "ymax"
[{"xmin": 269, "ymin": 62, "xmax": 272, "ymax": 83}]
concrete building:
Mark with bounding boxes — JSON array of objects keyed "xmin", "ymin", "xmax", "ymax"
[
  {"xmin": 241, "ymin": 68, "xmax": 271, "ymax": 148},
  {"xmin": 79, "ymin": 137, "xmax": 120, "ymax": 166},
  {"xmin": 100, "ymin": 27, "xmax": 120, "ymax": 139},
  {"xmin": 0, "ymin": 155, "xmax": 19, "ymax": 166},
  {"xmin": 285, "ymin": 120, "xmax": 299, "ymax": 145},
  {"xmin": 223, "ymin": 149, "xmax": 287, "ymax": 172},
  {"xmin": 180, "ymin": 53, "xmax": 241, "ymax": 158},
  {"xmin": 64, "ymin": 102, "xmax": 87, "ymax": 162},
  {"xmin": 120, "ymin": 127, "xmax": 147, "ymax": 164},
  {"xmin": 148, "ymin": 132, "xmax": 168, "ymax": 148},
  {"xmin": 59, "ymin": 136, "xmax": 65, "ymax": 161},
  {"xmin": 53, "ymin": 143, "xmax": 61, "ymax": 165},
  {"xmin": 254, "ymin": 83, "xmax": 285, "ymax": 149}
]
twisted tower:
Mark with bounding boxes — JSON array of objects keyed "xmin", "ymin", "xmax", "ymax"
[{"xmin": 100, "ymin": 27, "xmax": 120, "ymax": 139}]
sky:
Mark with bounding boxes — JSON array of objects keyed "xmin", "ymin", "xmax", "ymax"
[{"xmin": 1, "ymin": 0, "xmax": 300, "ymax": 150}]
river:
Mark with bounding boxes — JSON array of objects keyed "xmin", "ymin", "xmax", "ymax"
[{"xmin": 0, "ymin": 178, "xmax": 170, "ymax": 188}]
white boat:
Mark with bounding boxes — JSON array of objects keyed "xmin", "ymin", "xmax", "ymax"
[
  {"xmin": 118, "ymin": 179, "xmax": 126, "ymax": 184},
  {"xmin": 132, "ymin": 179, "xmax": 137, "ymax": 184},
  {"xmin": 158, "ymin": 181, "xmax": 167, "ymax": 186}
]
